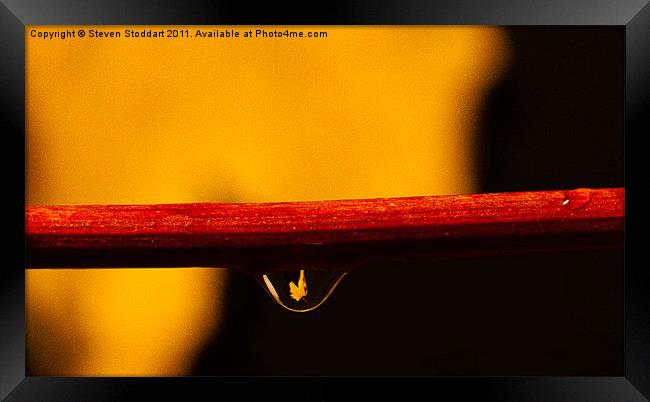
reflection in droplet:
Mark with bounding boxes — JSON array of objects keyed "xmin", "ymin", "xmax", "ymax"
[
  {"xmin": 259, "ymin": 269, "xmax": 347, "ymax": 312},
  {"xmin": 562, "ymin": 188, "xmax": 593, "ymax": 210}
]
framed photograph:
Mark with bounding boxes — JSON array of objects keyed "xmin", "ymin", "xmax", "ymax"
[{"xmin": 2, "ymin": 0, "xmax": 649, "ymax": 400}]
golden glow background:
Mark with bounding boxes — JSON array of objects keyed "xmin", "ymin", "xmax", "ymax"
[{"xmin": 26, "ymin": 26, "xmax": 510, "ymax": 375}]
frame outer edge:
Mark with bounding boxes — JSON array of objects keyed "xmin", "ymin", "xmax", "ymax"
[
  {"xmin": 2, "ymin": 0, "xmax": 648, "ymax": 400},
  {"xmin": 625, "ymin": 1, "xmax": 650, "ymax": 400},
  {"xmin": 0, "ymin": 1, "xmax": 26, "ymax": 401}
]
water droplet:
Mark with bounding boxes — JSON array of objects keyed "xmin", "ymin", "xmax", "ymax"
[
  {"xmin": 258, "ymin": 269, "xmax": 347, "ymax": 312},
  {"xmin": 562, "ymin": 188, "xmax": 593, "ymax": 210}
]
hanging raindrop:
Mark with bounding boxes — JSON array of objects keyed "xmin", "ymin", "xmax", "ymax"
[{"xmin": 258, "ymin": 269, "xmax": 347, "ymax": 312}]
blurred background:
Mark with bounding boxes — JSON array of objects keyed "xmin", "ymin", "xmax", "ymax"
[{"xmin": 25, "ymin": 26, "xmax": 623, "ymax": 376}]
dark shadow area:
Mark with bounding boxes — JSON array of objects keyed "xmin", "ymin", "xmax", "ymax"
[
  {"xmin": 194, "ymin": 250, "xmax": 622, "ymax": 375},
  {"xmin": 191, "ymin": 27, "xmax": 624, "ymax": 376},
  {"xmin": 477, "ymin": 27, "xmax": 623, "ymax": 192}
]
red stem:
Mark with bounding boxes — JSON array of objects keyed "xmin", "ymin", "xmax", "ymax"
[{"xmin": 25, "ymin": 187, "xmax": 624, "ymax": 271}]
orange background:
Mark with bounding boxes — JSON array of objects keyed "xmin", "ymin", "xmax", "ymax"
[{"xmin": 26, "ymin": 26, "xmax": 509, "ymax": 375}]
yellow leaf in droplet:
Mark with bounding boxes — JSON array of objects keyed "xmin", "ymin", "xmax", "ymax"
[{"xmin": 289, "ymin": 270, "xmax": 308, "ymax": 301}]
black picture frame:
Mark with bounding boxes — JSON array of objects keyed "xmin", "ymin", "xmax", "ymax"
[{"xmin": 2, "ymin": 1, "xmax": 649, "ymax": 400}]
